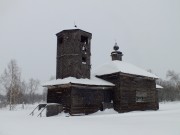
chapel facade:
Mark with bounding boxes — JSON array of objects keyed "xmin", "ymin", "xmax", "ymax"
[{"xmin": 43, "ymin": 29, "xmax": 159, "ymax": 116}]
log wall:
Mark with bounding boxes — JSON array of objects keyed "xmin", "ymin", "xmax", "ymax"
[
  {"xmin": 47, "ymin": 88, "xmax": 71, "ymax": 113},
  {"xmin": 97, "ymin": 73, "xmax": 159, "ymax": 113},
  {"xmin": 70, "ymin": 86, "xmax": 113, "ymax": 115},
  {"xmin": 56, "ymin": 29, "xmax": 92, "ymax": 79},
  {"xmin": 47, "ymin": 86, "xmax": 113, "ymax": 115}
]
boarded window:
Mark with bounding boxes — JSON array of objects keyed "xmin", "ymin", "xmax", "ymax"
[{"xmin": 136, "ymin": 91, "xmax": 147, "ymax": 102}]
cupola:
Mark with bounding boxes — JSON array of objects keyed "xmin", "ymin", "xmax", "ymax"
[{"xmin": 111, "ymin": 42, "xmax": 123, "ymax": 61}]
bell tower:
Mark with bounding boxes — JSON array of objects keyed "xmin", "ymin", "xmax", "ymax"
[{"xmin": 56, "ymin": 29, "xmax": 92, "ymax": 79}]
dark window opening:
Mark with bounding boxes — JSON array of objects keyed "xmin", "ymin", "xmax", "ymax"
[
  {"xmin": 82, "ymin": 45, "xmax": 85, "ymax": 51},
  {"xmin": 82, "ymin": 45, "xmax": 87, "ymax": 52},
  {"xmin": 81, "ymin": 35, "xmax": 88, "ymax": 44},
  {"xmin": 82, "ymin": 57, "xmax": 87, "ymax": 64},
  {"xmin": 58, "ymin": 37, "xmax": 63, "ymax": 44}
]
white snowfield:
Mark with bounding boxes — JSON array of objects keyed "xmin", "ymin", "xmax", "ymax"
[
  {"xmin": 94, "ymin": 60, "xmax": 159, "ymax": 79},
  {"xmin": 0, "ymin": 102, "xmax": 180, "ymax": 135}
]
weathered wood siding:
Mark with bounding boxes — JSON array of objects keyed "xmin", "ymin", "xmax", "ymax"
[
  {"xmin": 47, "ymin": 86, "xmax": 113, "ymax": 115},
  {"xmin": 118, "ymin": 74, "xmax": 158, "ymax": 112},
  {"xmin": 70, "ymin": 86, "xmax": 112, "ymax": 115},
  {"xmin": 97, "ymin": 73, "xmax": 159, "ymax": 112},
  {"xmin": 56, "ymin": 29, "xmax": 92, "ymax": 79},
  {"xmin": 47, "ymin": 88, "xmax": 71, "ymax": 113}
]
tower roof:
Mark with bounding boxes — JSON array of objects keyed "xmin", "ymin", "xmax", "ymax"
[{"xmin": 56, "ymin": 29, "xmax": 92, "ymax": 36}]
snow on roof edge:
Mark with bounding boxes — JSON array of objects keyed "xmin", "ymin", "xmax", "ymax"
[
  {"xmin": 156, "ymin": 84, "xmax": 163, "ymax": 89},
  {"xmin": 42, "ymin": 76, "xmax": 115, "ymax": 87},
  {"xmin": 93, "ymin": 60, "xmax": 159, "ymax": 79}
]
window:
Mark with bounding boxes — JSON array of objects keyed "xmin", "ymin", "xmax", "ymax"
[
  {"xmin": 136, "ymin": 91, "xmax": 147, "ymax": 102},
  {"xmin": 82, "ymin": 45, "xmax": 87, "ymax": 51},
  {"xmin": 82, "ymin": 56, "xmax": 87, "ymax": 64},
  {"xmin": 81, "ymin": 35, "xmax": 88, "ymax": 44}
]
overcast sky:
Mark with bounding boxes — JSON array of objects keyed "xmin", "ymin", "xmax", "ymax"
[{"xmin": 0, "ymin": 0, "xmax": 180, "ymax": 82}]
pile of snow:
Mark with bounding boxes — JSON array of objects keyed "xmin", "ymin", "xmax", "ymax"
[
  {"xmin": 42, "ymin": 76, "xmax": 114, "ymax": 87},
  {"xmin": 0, "ymin": 102, "xmax": 180, "ymax": 135},
  {"xmin": 94, "ymin": 60, "xmax": 158, "ymax": 78}
]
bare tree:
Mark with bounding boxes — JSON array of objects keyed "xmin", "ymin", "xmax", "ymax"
[
  {"xmin": 42, "ymin": 87, "xmax": 47, "ymax": 102},
  {"xmin": 0, "ymin": 79, "xmax": 4, "ymax": 97},
  {"xmin": 158, "ymin": 70, "xmax": 180, "ymax": 102},
  {"xmin": 27, "ymin": 78, "xmax": 40, "ymax": 104},
  {"xmin": 166, "ymin": 70, "xmax": 180, "ymax": 85},
  {"xmin": 0, "ymin": 59, "xmax": 22, "ymax": 110},
  {"xmin": 147, "ymin": 69, "xmax": 153, "ymax": 73},
  {"xmin": 166, "ymin": 70, "xmax": 180, "ymax": 99},
  {"xmin": 19, "ymin": 80, "xmax": 28, "ymax": 107}
]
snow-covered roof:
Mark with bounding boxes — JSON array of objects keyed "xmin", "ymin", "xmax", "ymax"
[
  {"xmin": 156, "ymin": 84, "xmax": 163, "ymax": 89},
  {"xmin": 42, "ymin": 76, "xmax": 115, "ymax": 87},
  {"xmin": 94, "ymin": 60, "xmax": 158, "ymax": 79}
]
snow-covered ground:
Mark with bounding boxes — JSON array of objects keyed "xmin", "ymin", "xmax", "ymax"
[{"xmin": 0, "ymin": 102, "xmax": 180, "ymax": 135}]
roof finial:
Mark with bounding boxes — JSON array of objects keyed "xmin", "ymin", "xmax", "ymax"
[
  {"xmin": 111, "ymin": 41, "xmax": 123, "ymax": 61},
  {"xmin": 74, "ymin": 21, "xmax": 77, "ymax": 28},
  {"xmin": 113, "ymin": 41, "xmax": 119, "ymax": 51}
]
